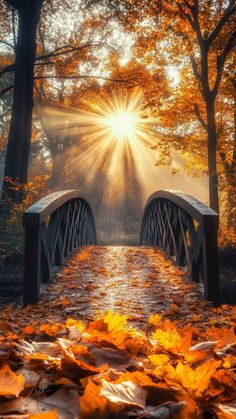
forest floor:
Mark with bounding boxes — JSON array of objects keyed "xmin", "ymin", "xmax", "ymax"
[{"xmin": 0, "ymin": 246, "xmax": 236, "ymax": 418}]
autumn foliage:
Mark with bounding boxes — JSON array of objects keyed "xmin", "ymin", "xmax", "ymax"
[{"xmin": 0, "ymin": 303, "xmax": 235, "ymax": 418}]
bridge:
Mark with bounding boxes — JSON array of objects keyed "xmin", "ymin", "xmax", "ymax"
[{"xmin": 23, "ymin": 189, "xmax": 219, "ymax": 308}]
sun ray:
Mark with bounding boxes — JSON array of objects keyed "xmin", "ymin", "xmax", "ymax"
[{"xmin": 42, "ymin": 89, "xmax": 207, "ymax": 243}]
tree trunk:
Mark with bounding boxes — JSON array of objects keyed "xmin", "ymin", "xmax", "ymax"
[
  {"xmin": 206, "ymin": 96, "xmax": 219, "ymax": 214},
  {"xmin": 3, "ymin": 1, "xmax": 43, "ymax": 199}
]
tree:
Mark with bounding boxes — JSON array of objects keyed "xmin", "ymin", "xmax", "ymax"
[
  {"xmin": 1, "ymin": 0, "xmax": 136, "ymax": 198},
  {"xmin": 130, "ymin": 0, "xmax": 236, "ymax": 215},
  {"xmin": 3, "ymin": 0, "xmax": 44, "ymax": 198},
  {"xmin": 178, "ymin": 0, "xmax": 235, "ymax": 214}
]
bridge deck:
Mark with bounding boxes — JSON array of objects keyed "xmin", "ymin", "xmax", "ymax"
[{"xmin": 9, "ymin": 245, "xmax": 218, "ymax": 332}]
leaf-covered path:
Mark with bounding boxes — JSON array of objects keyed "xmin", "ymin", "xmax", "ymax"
[
  {"xmin": 1, "ymin": 246, "xmax": 236, "ymax": 418},
  {"xmin": 12, "ymin": 245, "xmax": 207, "ymax": 331},
  {"xmin": 4, "ymin": 245, "xmax": 234, "ymax": 334}
]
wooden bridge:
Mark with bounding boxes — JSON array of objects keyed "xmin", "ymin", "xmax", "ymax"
[{"xmin": 23, "ymin": 189, "xmax": 219, "ymax": 308}]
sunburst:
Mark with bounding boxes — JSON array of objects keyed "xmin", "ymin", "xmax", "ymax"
[
  {"xmin": 104, "ymin": 111, "xmax": 138, "ymax": 142},
  {"xmin": 42, "ymin": 89, "xmax": 159, "ymax": 242}
]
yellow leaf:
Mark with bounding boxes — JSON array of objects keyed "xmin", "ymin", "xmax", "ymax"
[
  {"xmin": 167, "ymin": 360, "xmax": 222, "ymax": 396},
  {"xmin": 223, "ymin": 355, "xmax": 236, "ymax": 369},
  {"xmin": 104, "ymin": 311, "xmax": 128, "ymax": 332},
  {"xmin": 152, "ymin": 326, "xmax": 192, "ymax": 354},
  {"xmin": 65, "ymin": 318, "xmax": 85, "ymax": 332},
  {"xmin": 115, "ymin": 371, "xmax": 155, "ymax": 387},
  {"xmin": 0, "ymin": 365, "xmax": 25, "ymax": 397},
  {"xmin": 149, "ymin": 354, "xmax": 169, "ymax": 366}
]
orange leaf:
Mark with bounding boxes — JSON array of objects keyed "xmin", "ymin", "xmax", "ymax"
[
  {"xmin": 22, "ymin": 326, "xmax": 36, "ymax": 335},
  {"xmin": 29, "ymin": 411, "xmax": 58, "ymax": 419},
  {"xmin": 39, "ymin": 323, "xmax": 64, "ymax": 337},
  {"xmin": 0, "ymin": 365, "xmax": 25, "ymax": 397},
  {"xmin": 80, "ymin": 378, "xmax": 107, "ymax": 414}
]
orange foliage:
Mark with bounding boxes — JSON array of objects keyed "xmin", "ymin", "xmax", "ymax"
[{"xmin": 0, "ymin": 310, "xmax": 236, "ymax": 417}]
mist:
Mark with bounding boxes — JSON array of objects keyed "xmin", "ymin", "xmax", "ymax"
[{"xmin": 35, "ymin": 102, "xmax": 208, "ymax": 245}]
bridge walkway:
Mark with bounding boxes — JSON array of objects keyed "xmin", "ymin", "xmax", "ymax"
[{"xmin": 10, "ymin": 245, "xmax": 213, "ymax": 333}]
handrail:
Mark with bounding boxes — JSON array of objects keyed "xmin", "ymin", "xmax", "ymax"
[
  {"xmin": 140, "ymin": 190, "xmax": 219, "ymax": 304},
  {"xmin": 144, "ymin": 190, "xmax": 218, "ymax": 230},
  {"xmin": 23, "ymin": 190, "xmax": 96, "ymax": 305},
  {"xmin": 23, "ymin": 190, "xmax": 86, "ymax": 227}
]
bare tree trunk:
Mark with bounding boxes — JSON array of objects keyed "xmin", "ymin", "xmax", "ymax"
[{"xmin": 3, "ymin": 0, "xmax": 43, "ymax": 199}]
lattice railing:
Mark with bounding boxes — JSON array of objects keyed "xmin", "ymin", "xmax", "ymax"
[
  {"xmin": 23, "ymin": 190, "xmax": 96, "ymax": 305},
  {"xmin": 140, "ymin": 190, "xmax": 219, "ymax": 304}
]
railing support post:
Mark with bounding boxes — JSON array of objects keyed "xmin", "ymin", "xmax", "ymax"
[
  {"xmin": 202, "ymin": 228, "xmax": 220, "ymax": 305},
  {"xmin": 24, "ymin": 227, "xmax": 41, "ymax": 305}
]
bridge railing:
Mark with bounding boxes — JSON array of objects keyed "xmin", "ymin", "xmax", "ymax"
[
  {"xmin": 23, "ymin": 190, "xmax": 96, "ymax": 305},
  {"xmin": 140, "ymin": 190, "xmax": 219, "ymax": 304}
]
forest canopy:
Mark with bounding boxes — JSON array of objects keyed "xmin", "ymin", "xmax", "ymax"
[{"xmin": 0, "ymin": 0, "xmax": 235, "ymax": 237}]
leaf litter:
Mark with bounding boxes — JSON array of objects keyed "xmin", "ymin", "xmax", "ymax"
[{"xmin": 0, "ymin": 245, "xmax": 235, "ymax": 418}]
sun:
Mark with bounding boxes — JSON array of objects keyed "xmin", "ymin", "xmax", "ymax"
[{"xmin": 105, "ymin": 111, "xmax": 138, "ymax": 141}]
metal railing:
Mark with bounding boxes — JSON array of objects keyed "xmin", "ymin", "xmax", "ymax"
[
  {"xmin": 140, "ymin": 190, "xmax": 219, "ymax": 304},
  {"xmin": 23, "ymin": 190, "xmax": 96, "ymax": 305}
]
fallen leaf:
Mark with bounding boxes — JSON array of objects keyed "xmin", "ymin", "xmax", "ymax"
[
  {"xmin": 29, "ymin": 411, "xmax": 58, "ymax": 419},
  {"xmin": 0, "ymin": 365, "xmax": 25, "ymax": 397},
  {"xmin": 100, "ymin": 379, "xmax": 147, "ymax": 408},
  {"xmin": 80, "ymin": 378, "xmax": 107, "ymax": 414}
]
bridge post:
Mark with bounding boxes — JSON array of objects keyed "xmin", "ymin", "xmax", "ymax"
[
  {"xmin": 202, "ymin": 227, "xmax": 219, "ymax": 305},
  {"xmin": 24, "ymin": 227, "xmax": 41, "ymax": 305}
]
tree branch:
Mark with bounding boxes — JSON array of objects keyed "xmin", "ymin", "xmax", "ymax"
[
  {"xmin": 207, "ymin": 0, "xmax": 236, "ymax": 45},
  {"xmin": 176, "ymin": 2, "xmax": 194, "ymax": 29},
  {"xmin": 191, "ymin": 0, "xmax": 204, "ymax": 45},
  {"xmin": 212, "ymin": 30, "xmax": 236, "ymax": 98},
  {"xmin": 0, "ymin": 40, "xmax": 15, "ymax": 49},
  {"xmin": 190, "ymin": 55, "xmax": 201, "ymax": 81},
  {"xmin": 0, "ymin": 42, "xmax": 118, "ymax": 80},
  {"xmin": 0, "ymin": 84, "xmax": 14, "ymax": 98},
  {"xmin": 182, "ymin": 0, "xmax": 192, "ymax": 11},
  {"xmin": 194, "ymin": 103, "xmax": 208, "ymax": 131},
  {"xmin": 36, "ymin": 42, "xmax": 117, "ymax": 61},
  {"xmin": 34, "ymin": 75, "xmax": 135, "ymax": 84},
  {"xmin": 0, "ymin": 64, "xmax": 14, "ymax": 79}
]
